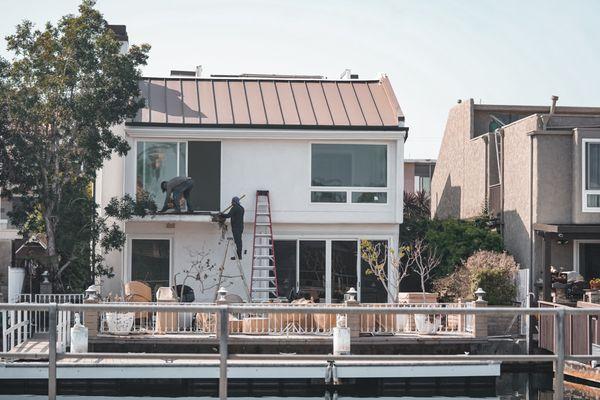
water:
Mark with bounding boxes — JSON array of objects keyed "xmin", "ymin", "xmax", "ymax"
[{"xmin": 0, "ymin": 372, "xmax": 596, "ymax": 399}]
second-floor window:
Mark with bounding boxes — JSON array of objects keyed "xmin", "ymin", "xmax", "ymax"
[
  {"xmin": 583, "ymin": 139, "xmax": 600, "ymax": 211},
  {"xmin": 136, "ymin": 141, "xmax": 187, "ymax": 206},
  {"xmin": 310, "ymin": 144, "xmax": 387, "ymax": 204}
]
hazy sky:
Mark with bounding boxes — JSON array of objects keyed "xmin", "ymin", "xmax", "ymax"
[{"xmin": 2, "ymin": 0, "xmax": 600, "ymax": 159}]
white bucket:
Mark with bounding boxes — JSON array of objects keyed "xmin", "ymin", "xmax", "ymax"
[{"xmin": 333, "ymin": 327, "xmax": 351, "ymax": 355}]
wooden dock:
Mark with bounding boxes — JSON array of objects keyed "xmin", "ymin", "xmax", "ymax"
[{"xmin": 1, "ymin": 335, "xmax": 500, "ymax": 381}]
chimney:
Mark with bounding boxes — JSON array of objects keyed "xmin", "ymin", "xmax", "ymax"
[
  {"xmin": 195, "ymin": 65, "xmax": 203, "ymax": 77},
  {"xmin": 542, "ymin": 95, "xmax": 559, "ymax": 130},
  {"xmin": 107, "ymin": 25, "xmax": 129, "ymax": 54},
  {"xmin": 550, "ymin": 95, "xmax": 559, "ymax": 115}
]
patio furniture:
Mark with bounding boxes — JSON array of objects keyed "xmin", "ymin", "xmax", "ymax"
[
  {"xmin": 124, "ymin": 281, "xmax": 152, "ymax": 321},
  {"xmin": 156, "ymin": 287, "xmax": 177, "ymax": 334}
]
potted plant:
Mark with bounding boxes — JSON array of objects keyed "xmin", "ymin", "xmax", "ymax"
[
  {"xmin": 104, "ymin": 291, "xmax": 134, "ymax": 335},
  {"xmin": 361, "ymin": 240, "xmax": 413, "ymax": 333},
  {"xmin": 410, "ymin": 239, "xmax": 442, "ymax": 335},
  {"xmin": 590, "ymin": 278, "xmax": 600, "ymax": 291}
]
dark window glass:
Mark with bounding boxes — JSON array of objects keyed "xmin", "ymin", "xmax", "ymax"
[
  {"xmin": 587, "ymin": 142, "xmax": 600, "ymax": 190},
  {"xmin": 131, "ymin": 239, "xmax": 170, "ymax": 298},
  {"xmin": 332, "ymin": 241, "xmax": 357, "ymax": 303},
  {"xmin": 414, "ymin": 164, "xmax": 433, "ymax": 177},
  {"xmin": 274, "ymin": 240, "xmax": 297, "ymax": 300},
  {"xmin": 360, "ymin": 240, "xmax": 388, "ymax": 303},
  {"xmin": 311, "ymin": 191, "xmax": 347, "ymax": 203},
  {"xmin": 579, "ymin": 243, "xmax": 600, "ymax": 281},
  {"xmin": 299, "ymin": 241, "xmax": 326, "ymax": 302},
  {"xmin": 351, "ymin": 192, "xmax": 387, "ymax": 203},
  {"xmin": 311, "ymin": 144, "xmax": 387, "ymax": 187}
]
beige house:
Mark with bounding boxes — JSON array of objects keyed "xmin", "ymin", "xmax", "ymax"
[
  {"xmin": 404, "ymin": 159, "xmax": 435, "ymax": 195},
  {"xmin": 431, "ymin": 98, "xmax": 600, "ymax": 301}
]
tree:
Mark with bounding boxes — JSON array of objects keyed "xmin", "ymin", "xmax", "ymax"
[
  {"xmin": 360, "ymin": 240, "xmax": 414, "ymax": 301},
  {"xmin": 409, "ymin": 238, "xmax": 441, "ymax": 301},
  {"xmin": 403, "ymin": 190, "xmax": 430, "ymax": 221},
  {"xmin": 0, "ymin": 1, "xmax": 151, "ymax": 290}
]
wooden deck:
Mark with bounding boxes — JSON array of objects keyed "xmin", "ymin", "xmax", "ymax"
[{"xmin": 8, "ymin": 335, "xmax": 49, "ymax": 358}]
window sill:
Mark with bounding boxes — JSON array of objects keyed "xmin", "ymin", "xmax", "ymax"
[{"xmin": 129, "ymin": 212, "xmax": 215, "ymax": 223}]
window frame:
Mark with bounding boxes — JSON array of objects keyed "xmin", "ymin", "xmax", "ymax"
[
  {"xmin": 135, "ymin": 139, "xmax": 188, "ymax": 202},
  {"xmin": 273, "ymin": 234, "xmax": 395, "ymax": 303},
  {"xmin": 582, "ymin": 139, "xmax": 600, "ymax": 212},
  {"xmin": 308, "ymin": 142, "xmax": 390, "ymax": 205},
  {"xmin": 126, "ymin": 235, "xmax": 174, "ymax": 289}
]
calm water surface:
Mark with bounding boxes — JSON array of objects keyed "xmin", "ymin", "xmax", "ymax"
[{"xmin": 0, "ymin": 373, "xmax": 597, "ymax": 399}]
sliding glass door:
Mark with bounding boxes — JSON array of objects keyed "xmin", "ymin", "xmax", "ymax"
[
  {"xmin": 274, "ymin": 238, "xmax": 389, "ymax": 303},
  {"xmin": 298, "ymin": 241, "xmax": 326, "ymax": 302}
]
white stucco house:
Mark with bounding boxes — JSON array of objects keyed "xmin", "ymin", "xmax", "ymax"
[{"xmin": 96, "ymin": 67, "xmax": 407, "ymax": 304}]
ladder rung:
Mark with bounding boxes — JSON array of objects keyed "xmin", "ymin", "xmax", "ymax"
[
  {"xmin": 255, "ymin": 222, "xmax": 271, "ymax": 226},
  {"xmin": 253, "ymin": 266, "xmax": 274, "ymax": 270},
  {"xmin": 256, "ymin": 212, "xmax": 270, "ymax": 216},
  {"xmin": 255, "ymin": 233, "xmax": 271, "ymax": 237},
  {"xmin": 252, "ymin": 277, "xmax": 276, "ymax": 282},
  {"xmin": 254, "ymin": 244, "xmax": 272, "ymax": 248},
  {"xmin": 253, "ymin": 288, "xmax": 277, "ymax": 293}
]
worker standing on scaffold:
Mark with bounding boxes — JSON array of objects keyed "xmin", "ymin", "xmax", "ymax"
[{"xmin": 220, "ymin": 196, "xmax": 244, "ymax": 260}]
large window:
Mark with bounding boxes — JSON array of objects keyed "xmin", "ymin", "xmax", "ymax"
[
  {"xmin": 311, "ymin": 144, "xmax": 387, "ymax": 204},
  {"xmin": 583, "ymin": 140, "xmax": 600, "ymax": 211},
  {"xmin": 136, "ymin": 141, "xmax": 187, "ymax": 207},
  {"xmin": 131, "ymin": 239, "xmax": 171, "ymax": 298}
]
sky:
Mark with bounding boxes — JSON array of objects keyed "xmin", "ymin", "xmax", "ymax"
[{"xmin": 1, "ymin": 0, "xmax": 600, "ymax": 159}]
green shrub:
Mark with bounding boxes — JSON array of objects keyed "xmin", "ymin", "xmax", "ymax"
[
  {"xmin": 433, "ymin": 250, "xmax": 518, "ymax": 305},
  {"xmin": 400, "ymin": 217, "xmax": 503, "ymax": 280}
]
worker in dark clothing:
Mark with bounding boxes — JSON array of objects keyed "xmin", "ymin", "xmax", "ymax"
[
  {"xmin": 220, "ymin": 196, "xmax": 244, "ymax": 260},
  {"xmin": 159, "ymin": 176, "xmax": 194, "ymax": 213}
]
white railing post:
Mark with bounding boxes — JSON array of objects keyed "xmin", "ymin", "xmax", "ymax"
[{"xmin": 2, "ymin": 310, "xmax": 7, "ymax": 352}]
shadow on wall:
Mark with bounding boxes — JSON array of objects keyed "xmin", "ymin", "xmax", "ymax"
[
  {"xmin": 433, "ymin": 175, "xmax": 461, "ymax": 219},
  {"xmin": 501, "ymin": 209, "xmax": 531, "ymax": 272}
]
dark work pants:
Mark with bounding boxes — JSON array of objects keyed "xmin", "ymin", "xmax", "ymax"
[
  {"xmin": 172, "ymin": 180, "xmax": 194, "ymax": 212},
  {"xmin": 232, "ymin": 229, "xmax": 243, "ymax": 259}
]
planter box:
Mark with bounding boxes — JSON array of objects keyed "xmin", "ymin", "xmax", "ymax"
[
  {"xmin": 105, "ymin": 312, "xmax": 134, "ymax": 335},
  {"xmin": 397, "ymin": 292, "xmax": 438, "ymax": 331}
]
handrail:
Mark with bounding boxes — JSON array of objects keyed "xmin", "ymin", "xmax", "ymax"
[{"xmin": 2, "ymin": 302, "xmax": 597, "ymax": 400}]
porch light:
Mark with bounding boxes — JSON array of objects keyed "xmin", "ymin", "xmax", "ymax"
[
  {"xmin": 474, "ymin": 287, "xmax": 486, "ymax": 302},
  {"xmin": 345, "ymin": 287, "xmax": 357, "ymax": 302},
  {"xmin": 41, "ymin": 271, "xmax": 50, "ymax": 284},
  {"xmin": 217, "ymin": 287, "xmax": 228, "ymax": 302}
]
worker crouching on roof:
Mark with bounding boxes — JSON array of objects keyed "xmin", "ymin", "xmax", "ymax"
[
  {"xmin": 159, "ymin": 176, "xmax": 195, "ymax": 213},
  {"xmin": 220, "ymin": 196, "xmax": 244, "ymax": 260}
]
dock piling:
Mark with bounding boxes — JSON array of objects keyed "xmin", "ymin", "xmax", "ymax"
[
  {"xmin": 48, "ymin": 303, "xmax": 57, "ymax": 400},
  {"xmin": 218, "ymin": 305, "xmax": 229, "ymax": 400},
  {"xmin": 554, "ymin": 308, "xmax": 565, "ymax": 400}
]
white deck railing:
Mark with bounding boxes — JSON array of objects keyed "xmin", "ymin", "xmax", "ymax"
[{"xmin": 95, "ymin": 301, "xmax": 475, "ymax": 336}]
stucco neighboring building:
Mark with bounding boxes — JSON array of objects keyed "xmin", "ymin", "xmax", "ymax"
[
  {"xmin": 404, "ymin": 159, "xmax": 435, "ymax": 195},
  {"xmin": 431, "ymin": 97, "xmax": 600, "ymax": 300}
]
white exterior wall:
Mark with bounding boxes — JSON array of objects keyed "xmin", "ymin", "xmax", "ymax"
[{"xmin": 98, "ymin": 125, "xmax": 404, "ymax": 301}]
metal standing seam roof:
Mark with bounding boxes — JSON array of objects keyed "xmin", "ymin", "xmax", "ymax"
[{"xmin": 130, "ymin": 75, "xmax": 404, "ymax": 129}]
